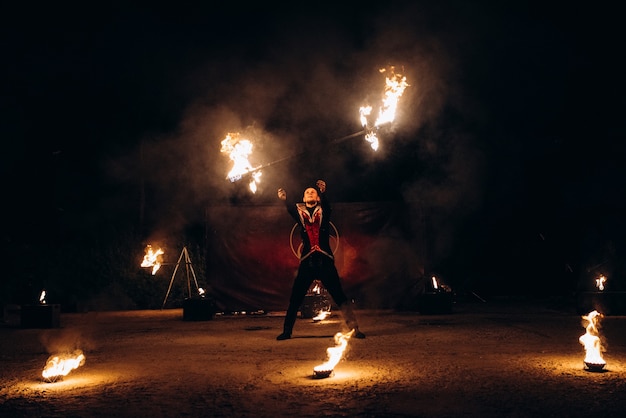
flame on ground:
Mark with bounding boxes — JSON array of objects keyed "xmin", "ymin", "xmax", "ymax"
[
  {"xmin": 312, "ymin": 309, "xmax": 331, "ymax": 321},
  {"xmin": 141, "ymin": 245, "xmax": 164, "ymax": 275},
  {"xmin": 579, "ymin": 310, "xmax": 605, "ymax": 367},
  {"xmin": 220, "ymin": 132, "xmax": 260, "ymax": 193},
  {"xmin": 313, "ymin": 330, "xmax": 354, "ymax": 375},
  {"xmin": 42, "ymin": 350, "xmax": 86, "ymax": 382}
]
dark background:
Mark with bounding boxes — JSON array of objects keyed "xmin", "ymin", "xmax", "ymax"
[{"xmin": 2, "ymin": 1, "xmax": 624, "ymax": 310}]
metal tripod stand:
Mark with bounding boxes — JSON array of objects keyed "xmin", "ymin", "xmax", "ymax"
[{"xmin": 162, "ymin": 246, "xmax": 201, "ymax": 309}]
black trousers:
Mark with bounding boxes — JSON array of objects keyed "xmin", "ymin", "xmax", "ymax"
[{"xmin": 282, "ymin": 252, "xmax": 348, "ymax": 333}]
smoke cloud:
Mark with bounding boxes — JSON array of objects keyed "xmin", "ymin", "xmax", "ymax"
[{"xmin": 101, "ymin": 2, "xmax": 487, "ymax": 283}]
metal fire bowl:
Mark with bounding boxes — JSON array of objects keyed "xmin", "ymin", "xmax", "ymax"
[
  {"xmin": 313, "ymin": 369, "xmax": 333, "ymax": 379},
  {"xmin": 584, "ymin": 362, "xmax": 606, "ymax": 372}
]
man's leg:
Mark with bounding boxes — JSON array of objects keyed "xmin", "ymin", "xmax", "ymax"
[
  {"xmin": 320, "ymin": 261, "xmax": 365, "ymax": 339},
  {"xmin": 339, "ymin": 301, "xmax": 365, "ymax": 339},
  {"xmin": 277, "ymin": 266, "xmax": 312, "ymax": 340}
]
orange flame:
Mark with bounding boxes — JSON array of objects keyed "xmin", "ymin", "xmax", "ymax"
[
  {"xmin": 375, "ymin": 67, "xmax": 409, "ymax": 126},
  {"xmin": 220, "ymin": 132, "xmax": 261, "ymax": 193},
  {"xmin": 141, "ymin": 245, "xmax": 164, "ymax": 275},
  {"xmin": 364, "ymin": 131, "xmax": 379, "ymax": 151},
  {"xmin": 579, "ymin": 310, "xmax": 605, "ymax": 366},
  {"xmin": 312, "ymin": 309, "xmax": 331, "ymax": 321},
  {"xmin": 42, "ymin": 350, "xmax": 86, "ymax": 382},
  {"xmin": 39, "ymin": 290, "xmax": 47, "ymax": 304},
  {"xmin": 595, "ymin": 274, "xmax": 607, "ymax": 291},
  {"xmin": 359, "ymin": 66, "xmax": 409, "ymax": 151},
  {"xmin": 313, "ymin": 330, "xmax": 354, "ymax": 374},
  {"xmin": 311, "ymin": 282, "xmax": 322, "ymax": 294}
]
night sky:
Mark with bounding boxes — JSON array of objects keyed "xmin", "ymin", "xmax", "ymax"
[{"xmin": 2, "ymin": 1, "xmax": 624, "ymax": 302}]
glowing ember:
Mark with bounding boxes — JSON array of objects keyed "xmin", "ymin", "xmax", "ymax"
[
  {"xmin": 42, "ymin": 350, "xmax": 86, "ymax": 382},
  {"xmin": 359, "ymin": 66, "xmax": 409, "ymax": 151},
  {"xmin": 39, "ymin": 289, "xmax": 47, "ymax": 304},
  {"xmin": 595, "ymin": 274, "xmax": 607, "ymax": 291},
  {"xmin": 220, "ymin": 132, "xmax": 261, "ymax": 193},
  {"xmin": 313, "ymin": 330, "xmax": 354, "ymax": 378},
  {"xmin": 141, "ymin": 245, "xmax": 164, "ymax": 275},
  {"xmin": 579, "ymin": 310, "xmax": 606, "ymax": 370}
]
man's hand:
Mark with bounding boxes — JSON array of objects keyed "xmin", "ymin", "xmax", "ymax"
[
  {"xmin": 316, "ymin": 180, "xmax": 326, "ymax": 193},
  {"xmin": 277, "ymin": 188, "xmax": 287, "ymax": 200}
]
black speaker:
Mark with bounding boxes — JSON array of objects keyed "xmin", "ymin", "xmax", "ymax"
[
  {"xmin": 21, "ymin": 304, "xmax": 61, "ymax": 328},
  {"xmin": 183, "ymin": 298, "xmax": 216, "ymax": 321},
  {"xmin": 417, "ymin": 292, "xmax": 453, "ymax": 314}
]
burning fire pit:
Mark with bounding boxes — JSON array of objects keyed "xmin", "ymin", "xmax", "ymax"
[
  {"xmin": 312, "ymin": 330, "xmax": 354, "ymax": 379},
  {"xmin": 301, "ymin": 281, "xmax": 331, "ymax": 319},
  {"xmin": 584, "ymin": 362, "xmax": 606, "ymax": 372},
  {"xmin": 579, "ymin": 310, "xmax": 606, "ymax": 372},
  {"xmin": 42, "ymin": 350, "xmax": 86, "ymax": 383},
  {"xmin": 312, "ymin": 368, "xmax": 333, "ymax": 379}
]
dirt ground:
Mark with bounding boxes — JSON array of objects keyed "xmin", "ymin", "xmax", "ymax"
[{"xmin": 1, "ymin": 297, "xmax": 626, "ymax": 418}]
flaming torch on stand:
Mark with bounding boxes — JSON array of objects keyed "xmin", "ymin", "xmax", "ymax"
[
  {"xmin": 579, "ymin": 310, "xmax": 606, "ymax": 372},
  {"xmin": 313, "ymin": 330, "xmax": 355, "ymax": 379},
  {"xmin": 42, "ymin": 350, "xmax": 86, "ymax": 383},
  {"xmin": 141, "ymin": 244, "xmax": 164, "ymax": 275},
  {"xmin": 595, "ymin": 274, "xmax": 607, "ymax": 291}
]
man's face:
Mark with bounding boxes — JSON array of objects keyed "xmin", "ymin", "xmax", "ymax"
[{"xmin": 303, "ymin": 188, "xmax": 320, "ymax": 205}]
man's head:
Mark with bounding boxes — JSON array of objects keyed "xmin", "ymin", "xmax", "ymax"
[{"xmin": 303, "ymin": 187, "xmax": 320, "ymax": 207}]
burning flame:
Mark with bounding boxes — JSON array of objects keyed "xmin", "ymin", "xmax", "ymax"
[
  {"xmin": 313, "ymin": 330, "xmax": 354, "ymax": 375},
  {"xmin": 579, "ymin": 310, "xmax": 605, "ymax": 367},
  {"xmin": 312, "ymin": 309, "xmax": 331, "ymax": 321},
  {"xmin": 220, "ymin": 132, "xmax": 261, "ymax": 193},
  {"xmin": 364, "ymin": 131, "xmax": 379, "ymax": 151},
  {"xmin": 141, "ymin": 245, "xmax": 164, "ymax": 275},
  {"xmin": 311, "ymin": 282, "xmax": 322, "ymax": 294},
  {"xmin": 375, "ymin": 67, "xmax": 410, "ymax": 126},
  {"xmin": 42, "ymin": 350, "xmax": 86, "ymax": 382},
  {"xmin": 359, "ymin": 66, "xmax": 409, "ymax": 151},
  {"xmin": 431, "ymin": 276, "xmax": 439, "ymax": 290},
  {"xmin": 39, "ymin": 290, "xmax": 47, "ymax": 304},
  {"xmin": 595, "ymin": 274, "xmax": 607, "ymax": 291}
]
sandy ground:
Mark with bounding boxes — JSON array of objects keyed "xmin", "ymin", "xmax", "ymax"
[{"xmin": 1, "ymin": 298, "xmax": 626, "ymax": 418}]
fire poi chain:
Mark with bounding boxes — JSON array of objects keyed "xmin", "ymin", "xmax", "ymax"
[{"xmin": 220, "ymin": 67, "xmax": 410, "ymax": 192}]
